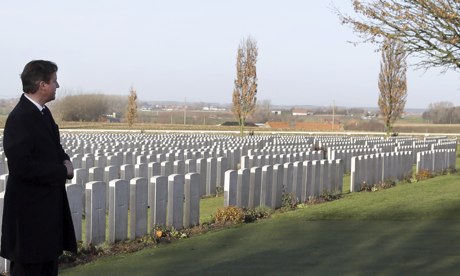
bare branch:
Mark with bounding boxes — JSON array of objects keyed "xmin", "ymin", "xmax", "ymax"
[{"xmin": 338, "ymin": 0, "xmax": 460, "ymax": 71}]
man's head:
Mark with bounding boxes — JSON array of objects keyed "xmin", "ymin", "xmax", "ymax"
[
  {"xmin": 21, "ymin": 60, "xmax": 60, "ymax": 104},
  {"xmin": 21, "ymin": 60, "xmax": 58, "ymax": 94}
]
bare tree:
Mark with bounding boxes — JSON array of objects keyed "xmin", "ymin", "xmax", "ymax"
[
  {"xmin": 422, "ymin": 101, "xmax": 460, "ymax": 123},
  {"xmin": 253, "ymin": 99, "xmax": 272, "ymax": 123},
  {"xmin": 232, "ymin": 36, "xmax": 258, "ymax": 136},
  {"xmin": 338, "ymin": 0, "xmax": 460, "ymax": 71},
  {"xmin": 378, "ymin": 38, "xmax": 407, "ymax": 136},
  {"xmin": 126, "ymin": 86, "xmax": 137, "ymax": 127}
]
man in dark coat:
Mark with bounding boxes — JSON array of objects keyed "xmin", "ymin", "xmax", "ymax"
[{"xmin": 1, "ymin": 60, "xmax": 77, "ymax": 276}]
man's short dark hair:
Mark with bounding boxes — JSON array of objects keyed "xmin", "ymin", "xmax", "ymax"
[{"xmin": 21, "ymin": 60, "xmax": 58, "ymax": 94}]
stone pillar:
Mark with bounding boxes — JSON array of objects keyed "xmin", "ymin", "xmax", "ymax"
[
  {"xmin": 123, "ymin": 151, "xmax": 133, "ymax": 165},
  {"xmin": 135, "ymin": 163, "xmax": 148, "ymax": 178},
  {"xmin": 261, "ymin": 165, "xmax": 273, "ymax": 207},
  {"xmin": 0, "ymin": 174, "xmax": 7, "ymax": 193},
  {"xmin": 283, "ymin": 162, "xmax": 294, "ymax": 196},
  {"xmin": 216, "ymin": 157, "xmax": 228, "ymax": 189},
  {"xmin": 156, "ymin": 153, "xmax": 166, "ymax": 163},
  {"xmin": 72, "ymin": 168, "xmax": 88, "ymax": 186},
  {"xmin": 224, "ymin": 170, "xmax": 237, "ymax": 207},
  {"xmin": 272, "ymin": 164, "xmax": 284, "ymax": 208},
  {"xmin": 95, "ymin": 155, "xmax": 107, "ymax": 168},
  {"xmin": 85, "ymin": 181, "xmax": 106, "ymax": 246},
  {"xmin": 292, "ymin": 161, "xmax": 303, "ymax": 202},
  {"xmin": 71, "ymin": 155, "xmax": 82, "ymax": 170},
  {"xmin": 206, "ymin": 157, "xmax": 217, "ymax": 196},
  {"xmin": 104, "ymin": 165, "xmax": 120, "ymax": 184},
  {"xmin": 311, "ymin": 160, "xmax": 321, "ymax": 196},
  {"xmin": 185, "ymin": 159, "xmax": 197, "ymax": 174},
  {"xmin": 196, "ymin": 158, "xmax": 207, "ymax": 196},
  {"xmin": 184, "ymin": 173, "xmax": 200, "ymax": 227},
  {"xmin": 82, "ymin": 154, "xmax": 95, "ymax": 169},
  {"xmin": 148, "ymin": 162, "xmax": 161, "ymax": 180},
  {"xmin": 129, "ymin": 177, "xmax": 148, "ymax": 239},
  {"xmin": 249, "ymin": 167, "xmax": 261, "ymax": 208},
  {"xmin": 167, "ymin": 174, "xmax": 185, "ymax": 230},
  {"xmin": 108, "ymin": 179, "xmax": 129, "ymax": 243},
  {"xmin": 240, "ymin": 156, "xmax": 250, "ymax": 169},
  {"xmin": 120, "ymin": 164, "xmax": 135, "ymax": 181},
  {"xmin": 66, "ymin": 183, "xmax": 83, "ymax": 241},
  {"xmin": 161, "ymin": 161, "xmax": 173, "ymax": 177},
  {"xmin": 89, "ymin": 167, "xmax": 104, "ymax": 182},
  {"xmin": 0, "ymin": 191, "xmax": 10, "ymax": 274},
  {"xmin": 335, "ymin": 159, "xmax": 344, "ymax": 193},
  {"xmin": 237, "ymin": 168, "xmax": 250, "ymax": 208},
  {"xmin": 173, "ymin": 160, "xmax": 185, "ymax": 175},
  {"xmin": 149, "ymin": 176, "xmax": 168, "ymax": 228},
  {"xmin": 320, "ymin": 160, "xmax": 329, "ymax": 195},
  {"xmin": 301, "ymin": 161, "xmax": 312, "ymax": 202}
]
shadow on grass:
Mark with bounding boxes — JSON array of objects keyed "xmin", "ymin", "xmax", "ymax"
[{"xmin": 61, "ymin": 201, "xmax": 460, "ymax": 276}]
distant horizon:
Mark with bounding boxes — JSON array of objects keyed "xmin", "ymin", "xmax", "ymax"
[{"xmin": 0, "ymin": 93, "xmax": 429, "ymax": 111}]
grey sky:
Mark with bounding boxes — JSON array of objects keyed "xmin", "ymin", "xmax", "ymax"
[{"xmin": 1, "ymin": 0, "xmax": 459, "ymax": 109}]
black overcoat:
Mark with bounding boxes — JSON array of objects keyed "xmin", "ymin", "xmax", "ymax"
[{"xmin": 0, "ymin": 94, "xmax": 77, "ymax": 263}]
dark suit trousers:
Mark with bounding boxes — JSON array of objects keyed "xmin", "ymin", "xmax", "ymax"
[{"xmin": 10, "ymin": 259, "xmax": 58, "ymax": 276}]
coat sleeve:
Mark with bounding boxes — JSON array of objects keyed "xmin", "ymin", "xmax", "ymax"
[{"xmin": 3, "ymin": 110, "xmax": 68, "ymax": 186}]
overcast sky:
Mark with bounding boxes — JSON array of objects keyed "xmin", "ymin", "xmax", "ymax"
[{"xmin": 1, "ymin": 0, "xmax": 459, "ymax": 109}]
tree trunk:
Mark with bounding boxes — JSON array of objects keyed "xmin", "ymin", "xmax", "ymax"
[{"xmin": 239, "ymin": 118, "xmax": 245, "ymax": 137}]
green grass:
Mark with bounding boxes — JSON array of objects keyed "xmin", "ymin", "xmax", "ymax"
[
  {"xmin": 61, "ymin": 167, "xmax": 460, "ymax": 275},
  {"xmin": 200, "ymin": 195, "xmax": 224, "ymax": 223}
]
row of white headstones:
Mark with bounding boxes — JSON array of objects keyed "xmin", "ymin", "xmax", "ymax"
[{"xmin": 0, "ymin": 133, "xmax": 457, "ymax": 273}]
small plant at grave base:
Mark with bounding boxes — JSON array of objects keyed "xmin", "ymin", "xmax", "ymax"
[
  {"xmin": 147, "ymin": 224, "xmax": 189, "ymax": 244},
  {"xmin": 281, "ymin": 193, "xmax": 297, "ymax": 211},
  {"xmin": 306, "ymin": 195, "xmax": 319, "ymax": 205},
  {"xmin": 59, "ymin": 226, "xmax": 193, "ymax": 269},
  {"xmin": 59, "ymin": 241, "xmax": 106, "ymax": 268},
  {"xmin": 439, "ymin": 167, "xmax": 457, "ymax": 176},
  {"xmin": 446, "ymin": 167, "xmax": 457, "ymax": 175},
  {"xmin": 371, "ymin": 179, "xmax": 396, "ymax": 191},
  {"xmin": 360, "ymin": 179, "xmax": 396, "ymax": 192},
  {"xmin": 78, "ymin": 242, "xmax": 106, "ymax": 257},
  {"xmin": 320, "ymin": 190, "xmax": 342, "ymax": 202},
  {"xmin": 415, "ymin": 170, "xmax": 434, "ymax": 181},
  {"xmin": 215, "ymin": 186, "xmax": 224, "ymax": 197},
  {"xmin": 213, "ymin": 206, "xmax": 245, "ymax": 225},
  {"xmin": 359, "ymin": 181, "xmax": 372, "ymax": 192},
  {"xmin": 297, "ymin": 202, "xmax": 309, "ymax": 208},
  {"xmin": 244, "ymin": 205, "xmax": 274, "ymax": 222},
  {"xmin": 380, "ymin": 178, "xmax": 396, "ymax": 189}
]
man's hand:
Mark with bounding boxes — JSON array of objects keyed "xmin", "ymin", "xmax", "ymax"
[{"xmin": 63, "ymin": 160, "xmax": 74, "ymax": 179}]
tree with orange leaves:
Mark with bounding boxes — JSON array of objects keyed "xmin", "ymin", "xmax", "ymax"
[
  {"xmin": 378, "ymin": 38, "xmax": 407, "ymax": 136},
  {"xmin": 232, "ymin": 37, "xmax": 258, "ymax": 136},
  {"xmin": 126, "ymin": 86, "xmax": 137, "ymax": 128}
]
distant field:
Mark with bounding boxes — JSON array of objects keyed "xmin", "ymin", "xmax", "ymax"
[
  {"xmin": 52, "ymin": 121, "xmax": 460, "ymax": 136},
  {"xmin": 393, "ymin": 123, "xmax": 460, "ymax": 134},
  {"xmin": 0, "ymin": 112, "xmax": 460, "ymax": 136}
]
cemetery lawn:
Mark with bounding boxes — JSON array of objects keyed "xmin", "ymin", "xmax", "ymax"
[{"xmin": 61, "ymin": 170, "xmax": 460, "ymax": 276}]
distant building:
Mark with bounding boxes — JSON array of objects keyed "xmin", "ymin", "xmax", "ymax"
[
  {"xmin": 292, "ymin": 108, "xmax": 313, "ymax": 116},
  {"xmin": 99, "ymin": 114, "xmax": 120, "ymax": 123},
  {"xmin": 203, "ymin": 106, "xmax": 226, "ymax": 111}
]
